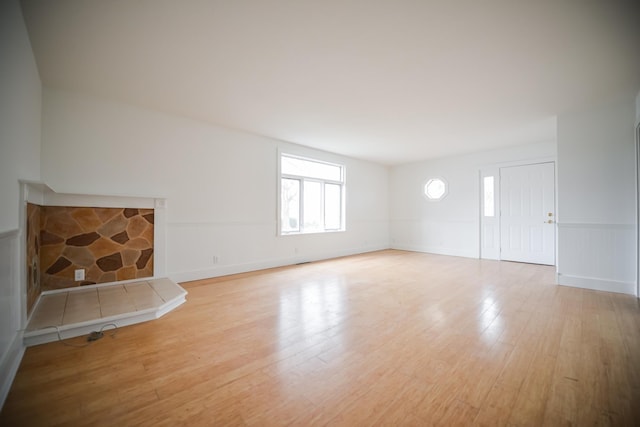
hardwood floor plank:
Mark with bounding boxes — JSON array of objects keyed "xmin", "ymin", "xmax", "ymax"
[
  {"xmin": 472, "ymin": 383, "xmax": 520, "ymax": 426},
  {"xmin": 507, "ymin": 352, "xmax": 556, "ymax": 425},
  {"xmin": 455, "ymin": 341, "xmax": 514, "ymax": 409}
]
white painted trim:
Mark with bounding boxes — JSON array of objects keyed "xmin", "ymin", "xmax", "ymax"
[
  {"xmin": 20, "ymin": 181, "xmax": 161, "ymax": 209},
  {"xmin": 481, "ymin": 155, "xmax": 557, "ymax": 170},
  {"xmin": 0, "ymin": 229, "xmax": 19, "ymax": 240},
  {"xmin": 390, "ymin": 218, "xmax": 476, "ymax": 225},
  {"xmin": 636, "ymin": 121, "xmax": 640, "ymax": 298},
  {"xmin": 168, "ymin": 220, "xmax": 276, "ymax": 227},
  {"xmin": 0, "ymin": 331, "xmax": 25, "ymax": 409},
  {"xmin": 0, "ymin": 228, "xmax": 23, "ymax": 410},
  {"xmin": 170, "ymin": 244, "xmax": 389, "ymax": 283},
  {"xmin": 19, "ymin": 180, "xmax": 166, "ymax": 206},
  {"xmin": 557, "ymin": 222, "xmax": 634, "ymax": 230},
  {"xmin": 389, "ymin": 244, "xmax": 478, "ymax": 260},
  {"xmin": 276, "ymin": 147, "xmax": 283, "ymax": 237},
  {"xmin": 19, "ymin": 184, "xmax": 29, "ymax": 330},
  {"xmin": 153, "ymin": 199, "xmax": 167, "ymax": 277},
  {"xmin": 557, "ymin": 273, "xmax": 636, "ymax": 295}
]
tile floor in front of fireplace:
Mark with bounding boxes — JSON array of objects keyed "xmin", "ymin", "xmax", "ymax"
[{"xmin": 26, "ymin": 278, "xmax": 186, "ymax": 334}]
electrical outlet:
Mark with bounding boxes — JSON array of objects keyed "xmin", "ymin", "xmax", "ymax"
[
  {"xmin": 212, "ymin": 255, "xmax": 219, "ymax": 264},
  {"xmin": 74, "ymin": 269, "xmax": 85, "ymax": 281}
]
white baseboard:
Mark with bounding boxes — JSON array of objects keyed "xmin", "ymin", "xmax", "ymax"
[
  {"xmin": 390, "ymin": 243, "xmax": 479, "ymax": 259},
  {"xmin": 0, "ymin": 331, "xmax": 25, "ymax": 410},
  {"xmin": 170, "ymin": 245, "xmax": 390, "ymax": 283},
  {"xmin": 557, "ymin": 273, "xmax": 637, "ymax": 295}
]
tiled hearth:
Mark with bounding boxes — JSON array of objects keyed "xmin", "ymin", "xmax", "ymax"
[{"xmin": 24, "ymin": 278, "xmax": 187, "ymax": 346}]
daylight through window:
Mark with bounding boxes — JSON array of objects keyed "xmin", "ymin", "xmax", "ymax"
[
  {"xmin": 483, "ymin": 176, "xmax": 495, "ymax": 217},
  {"xmin": 280, "ymin": 154, "xmax": 345, "ymax": 234},
  {"xmin": 424, "ymin": 177, "xmax": 448, "ymax": 201}
]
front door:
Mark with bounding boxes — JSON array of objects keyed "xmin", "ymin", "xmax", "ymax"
[{"xmin": 499, "ymin": 162, "xmax": 555, "ymax": 265}]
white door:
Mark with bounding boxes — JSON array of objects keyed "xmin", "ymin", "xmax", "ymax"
[{"xmin": 500, "ymin": 162, "xmax": 555, "ymax": 265}]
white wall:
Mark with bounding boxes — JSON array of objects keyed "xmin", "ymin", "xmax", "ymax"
[
  {"xmin": 557, "ymin": 95, "xmax": 637, "ymax": 295},
  {"xmin": 41, "ymin": 89, "xmax": 390, "ymax": 282},
  {"xmin": 389, "ymin": 141, "xmax": 556, "ymax": 258},
  {"xmin": 0, "ymin": 1, "xmax": 41, "ymax": 231},
  {"xmin": 636, "ymin": 90, "xmax": 640, "ymax": 126},
  {"xmin": 0, "ymin": 0, "xmax": 42, "ymax": 408}
]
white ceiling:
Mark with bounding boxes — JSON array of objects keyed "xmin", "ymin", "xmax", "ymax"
[{"xmin": 21, "ymin": 0, "xmax": 640, "ymax": 165}]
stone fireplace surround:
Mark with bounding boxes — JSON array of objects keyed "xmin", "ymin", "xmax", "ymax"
[{"xmin": 20, "ymin": 181, "xmax": 168, "ymax": 322}]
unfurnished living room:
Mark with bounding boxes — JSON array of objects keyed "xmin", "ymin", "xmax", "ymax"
[{"xmin": 1, "ymin": 0, "xmax": 640, "ymax": 425}]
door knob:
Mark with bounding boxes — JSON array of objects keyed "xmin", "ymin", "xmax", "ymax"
[{"xmin": 545, "ymin": 220, "xmax": 554, "ymax": 224}]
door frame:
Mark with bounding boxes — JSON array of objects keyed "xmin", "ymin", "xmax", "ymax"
[
  {"xmin": 636, "ymin": 122, "xmax": 640, "ymax": 298},
  {"xmin": 479, "ymin": 158, "xmax": 558, "ymax": 266}
]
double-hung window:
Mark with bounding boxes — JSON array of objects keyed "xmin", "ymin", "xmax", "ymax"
[{"xmin": 279, "ymin": 153, "xmax": 345, "ymax": 235}]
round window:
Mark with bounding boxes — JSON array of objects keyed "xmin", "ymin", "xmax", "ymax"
[{"xmin": 424, "ymin": 178, "xmax": 448, "ymax": 201}]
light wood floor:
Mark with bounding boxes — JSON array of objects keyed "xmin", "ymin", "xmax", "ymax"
[{"xmin": 2, "ymin": 250, "xmax": 639, "ymax": 426}]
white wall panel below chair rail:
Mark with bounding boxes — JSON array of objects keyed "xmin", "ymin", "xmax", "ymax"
[
  {"xmin": 390, "ymin": 219, "xmax": 478, "ymax": 259},
  {"xmin": 0, "ymin": 229, "xmax": 25, "ymax": 409},
  {"xmin": 166, "ymin": 220, "xmax": 390, "ymax": 283},
  {"xmin": 557, "ymin": 223, "xmax": 636, "ymax": 295}
]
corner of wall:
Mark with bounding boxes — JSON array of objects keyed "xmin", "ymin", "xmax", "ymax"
[{"xmin": 0, "ymin": 0, "xmax": 43, "ymax": 409}]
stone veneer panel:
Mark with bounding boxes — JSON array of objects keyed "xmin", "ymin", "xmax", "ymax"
[
  {"xmin": 40, "ymin": 206, "xmax": 154, "ymax": 290},
  {"xmin": 26, "ymin": 203, "xmax": 41, "ymax": 315}
]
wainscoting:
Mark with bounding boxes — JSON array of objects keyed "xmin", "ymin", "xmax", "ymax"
[
  {"xmin": 557, "ymin": 223, "xmax": 636, "ymax": 295},
  {"xmin": 390, "ymin": 219, "xmax": 479, "ymax": 259},
  {"xmin": 0, "ymin": 229, "xmax": 24, "ymax": 408}
]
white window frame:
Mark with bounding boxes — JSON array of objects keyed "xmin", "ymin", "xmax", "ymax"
[
  {"xmin": 278, "ymin": 152, "xmax": 346, "ymax": 235},
  {"xmin": 423, "ymin": 177, "xmax": 448, "ymax": 201}
]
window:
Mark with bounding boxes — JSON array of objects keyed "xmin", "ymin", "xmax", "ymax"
[
  {"xmin": 424, "ymin": 177, "xmax": 448, "ymax": 201},
  {"xmin": 280, "ymin": 153, "xmax": 345, "ymax": 234},
  {"xmin": 483, "ymin": 176, "xmax": 495, "ymax": 217}
]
